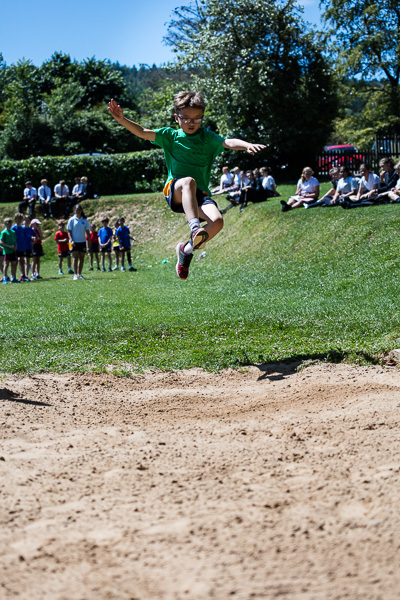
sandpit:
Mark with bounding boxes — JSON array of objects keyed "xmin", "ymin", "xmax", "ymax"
[{"xmin": 1, "ymin": 362, "xmax": 400, "ymax": 599}]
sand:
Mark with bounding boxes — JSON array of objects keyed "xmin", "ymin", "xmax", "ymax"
[{"xmin": 1, "ymin": 362, "xmax": 400, "ymax": 599}]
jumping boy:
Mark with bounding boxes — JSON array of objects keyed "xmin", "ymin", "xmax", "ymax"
[{"xmin": 108, "ymin": 92, "xmax": 265, "ymax": 279}]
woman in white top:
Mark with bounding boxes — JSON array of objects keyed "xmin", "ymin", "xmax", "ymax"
[
  {"xmin": 281, "ymin": 167, "xmax": 320, "ymax": 212},
  {"xmin": 354, "ymin": 163, "xmax": 380, "ymax": 201},
  {"xmin": 331, "ymin": 166, "xmax": 358, "ymax": 204},
  {"xmin": 388, "ymin": 161, "xmax": 400, "ymax": 203},
  {"xmin": 260, "ymin": 166, "xmax": 279, "ymax": 197}
]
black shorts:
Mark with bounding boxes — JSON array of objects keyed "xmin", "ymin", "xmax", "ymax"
[
  {"xmin": 100, "ymin": 246, "xmax": 111, "ymax": 253},
  {"xmin": 90, "ymin": 242, "xmax": 99, "ymax": 253},
  {"xmin": 16, "ymin": 250, "xmax": 25, "ymax": 258},
  {"xmin": 25, "ymin": 249, "xmax": 32, "ymax": 258},
  {"xmin": 4, "ymin": 253, "xmax": 17, "ymax": 262},
  {"xmin": 163, "ymin": 178, "xmax": 218, "ymax": 214},
  {"xmin": 72, "ymin": 242, "xmax": 86, "ymax": 253},
  {"xmin": 32, "ymin": 244, "xmax": 44, "ymax": 257},
  {"xmin": 113, "ymin": 247, "xmax": 120, "ymax": 253},
  {"xmin": 58, "ymin": 250, "xmax": 70, "ymax": 258}
]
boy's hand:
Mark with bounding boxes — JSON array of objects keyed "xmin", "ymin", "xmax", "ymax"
[
  {"xmin": 246, "ymin": 143, "xmax": 266, "ymax": 155},
  {"xmin": 108, "ymin": 98, "xmax": 124, "ymax": 122}
]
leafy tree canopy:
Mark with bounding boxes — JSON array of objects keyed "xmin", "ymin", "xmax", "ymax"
[{"xmin": 164, "ymin": 0, "xmax": 338, "ymax": 173}]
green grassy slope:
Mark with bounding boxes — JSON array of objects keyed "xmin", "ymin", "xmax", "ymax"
[{"xmin": 1, "ymin": 183, "xmax": 400, "ymax": 374}]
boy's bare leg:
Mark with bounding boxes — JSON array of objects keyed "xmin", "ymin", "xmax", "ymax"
[
  {"xmin": 198, "ymin": 204, "xmax": 224, "ymax": 242},
  {"xmin": 172, "ymin": 177, "xmax": 200, "ymax": 221}
]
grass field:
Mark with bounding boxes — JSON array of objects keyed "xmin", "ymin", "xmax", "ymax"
[{"xmin": 1, "ymin": 182, "xmax": 400, "ymax": 374}]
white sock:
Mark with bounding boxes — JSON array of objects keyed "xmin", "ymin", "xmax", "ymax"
[
  {"xmin": 188, "ymin": 218, "xmax": 201, "ymax": 233},
  {"xmin": 183, "ymin": 241, "xmax": 194, "ymax": 255}
]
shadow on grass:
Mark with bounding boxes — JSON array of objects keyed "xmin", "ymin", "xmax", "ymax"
[
  {"xmin": 249, "ymin": 350, "xmax": 379, "ymax": 382},
  {"xmin": 0, "ymin": 388, "xmax": 52, "ymax": 407}
]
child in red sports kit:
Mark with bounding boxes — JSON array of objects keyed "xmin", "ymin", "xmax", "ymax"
[
  {"xmin": 54, "ymin": 220, "xmax": 73, "ymax": 275},
  {"xmin": 108, "ymin": 91, "xmax": 265, "ymax": 280}
]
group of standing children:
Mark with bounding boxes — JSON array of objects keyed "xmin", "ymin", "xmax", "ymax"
[
  {"xmin": 54, "ymin": 212, "xmax": 136, "ymax": 279},
  {"xmin": 0, "ymin": 214, "xmax": 44, "ymax": 283}
]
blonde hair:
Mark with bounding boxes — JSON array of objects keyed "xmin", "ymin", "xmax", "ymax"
[{"xmin": 301, "ymin": 167, "xmax": 314, "ymax": 183}]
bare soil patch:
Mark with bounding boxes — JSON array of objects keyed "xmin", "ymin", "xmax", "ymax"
[{"xmin": 1, "ymin": 363, "xmax": 400, "ymax": 599}]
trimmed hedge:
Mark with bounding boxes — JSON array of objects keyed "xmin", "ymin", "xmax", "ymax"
[{"xmin": 0, "ymin": 150, "xmax": 167, "ymax": 203}]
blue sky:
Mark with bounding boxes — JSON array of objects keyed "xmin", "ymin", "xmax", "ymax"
[{"xmin": 0, "ymin": 0, "xmax": 322, "ymax": 67}]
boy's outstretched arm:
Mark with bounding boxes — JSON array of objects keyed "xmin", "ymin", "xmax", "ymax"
[
  {"xmin": 223, "ymin": 138, "xmax": 266, "ymax": 154},
  {"xmin": 108, "ymin": 98, "xmax": 156, "ymax": 142}
]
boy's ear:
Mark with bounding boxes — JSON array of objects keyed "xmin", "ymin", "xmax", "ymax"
[{"xmin": 174, "ymin": 114, "xmax": 179, "ymax": 124}]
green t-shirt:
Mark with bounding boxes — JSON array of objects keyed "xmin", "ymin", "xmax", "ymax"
[
  {"xmin": 153, "ymin": 126, "xmax": 226, "ymax": 195},
  {"xmin": 0, "ymin": 228, "xmax": 16, "ymax": 255}
]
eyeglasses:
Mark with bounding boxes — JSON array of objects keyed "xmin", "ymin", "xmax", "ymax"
[{"xmin": 176, "ymin": 114, "xmax": 204, "ymax": 124}]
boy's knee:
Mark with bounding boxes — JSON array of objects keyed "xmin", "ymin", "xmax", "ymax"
[{"xmin": 181, "ymin": 177, "xmax": 197, "ymax": 190}]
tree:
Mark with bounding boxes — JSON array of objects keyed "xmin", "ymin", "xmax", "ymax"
[
  {"xmin": 320, "ymin": 0, "xmax": 400, "ymax": 129},
  {"xmin": 165, "ymin": 0, "xmax": 338, "ymax": 173}
]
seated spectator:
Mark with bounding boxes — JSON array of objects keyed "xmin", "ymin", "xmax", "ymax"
[
  {"xmin": 260, "ymin": 166, "xmax": 279, "ymax": 197},
  {"xmin": 374, "ymin": 157, "xmax": 399, "ymax": 204},
  {"xmin": 80, "ymin": 176, "xmax": 95, "ymax": 200},
  {"xmin": 71, "ymin": 177, "xmax": 82, "ymax": 201},
  {"xmin": 38, "ymin": 178, "xmax": 53, "ymax": 218},
  {"xmin": 18, "ymin": 181, "xmax": 37, "ymax": 217},
  {"xmin": 330, "ymin": 166, "xmax": 359, "ymax": 205},
  {"xmin": 305, "ymin": 167, "xmax": 341, "ymax": 209},
  {"xmin": 54, "ymin": 180, "xmax": 70, "ymax": 217},
  {"xmin": 281, "ymin": 167, "xmax": 320, "ymax": 212},
  {"xmin": 220, "ymin": 169, "xmax": 248, "ymax": 213},
  {"xmin": 211, "ymin": 166, "xmax": 235, "ymax": 195},
  {"xmin": 388, "ymin": 161, "xmax": 400, "ymax": 203},
  {"xmin": 341, "ymin": 163, "xmax": 379, "ymax": 208},
  {"xmin": 239, "ymin": 169, "xmax": 267, "ymax": 212}
]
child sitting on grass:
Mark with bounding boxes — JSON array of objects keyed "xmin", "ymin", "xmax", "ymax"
[
  {"xmin": 55, "ymin": 220, "xmax": 73, "ymax": 275},
  {"xmin": 0, "ymin": 218, "xmax": 18, "ymax": 284},
  {"xmin": 109, "ymin": 92, "xmax": 265, "ymax": 280},
  {"xmin": 98, "ymin": 217, "xmax": 113, "ymax": 272}
]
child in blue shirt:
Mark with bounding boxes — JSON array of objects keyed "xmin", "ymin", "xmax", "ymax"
[
  {"xmin": 11, "ymin": 213, "xmax": 29, "ymax": 282},
  {"xmin": 116, "ymin": 217, "xmax": 136, "ymax": 272},
  {"xmin": 98, "ymin": 217, "xmax": 113, "ymax": 272},
  {"xmin": 23, "ymin": 216, "xmax": 36, "ymax": 279}
]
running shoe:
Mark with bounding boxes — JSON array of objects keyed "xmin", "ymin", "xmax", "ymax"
[
  {"xmin": 59, "ymin": 269, "xmax": 63, "ymax": 275},
  {"xmin": 36, "ymin": 274, "xmax": 43, "ymax": 279},
  {"xmin": 175, "ymin": 243, "xmax": 193, "ymax": 280},
  {"xmin": 101, "ymin": 267, "xmax": 106, "ymax": 272},
  {"xmin": 73, "ymin": 274, "xmax": 79, "ymax": 280},
  {"xmin": 112, "ymin": 265, "xmax": 119, "ymax": 271},
  {"xmin": 3, "ymin": 277, "xmax": 9, "ymax": 284},
  {"xmin": 78, "ymin": 275, "xmax": 85, "ymax": 279},
  {"xmin": 128, "ymin": 265, "xmax": 137, "ymax": 272},
  {"xmin": 121, "ymin": 266, "xmax": 126, "ymax": 272},
  {"xmin": 88, "ymin": 266, "xmax": 93, "ymax": 271},
  {"xmin": 68, "ymin": 268, "xmax": 74, "ymax": 275},
  {"xmin": 10, "ymin": 277, "xmax": 20, "ymax": 283},
  {"xmin": 191, "ymin": 227, "xmax": 209, "ymax": 250},
  {"xmin": 107, "ymin": 267, "xmax": 112, "ymax": 272}
]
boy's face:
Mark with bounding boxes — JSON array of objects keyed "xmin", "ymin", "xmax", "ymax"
[
  {"xmin": 174, "ymin": 107, "xmax": 204, "ymax": 135},
  {"xmin": 4, "ymin": 221, "xmax": 12, "ymax": 230},
  {"xmin": 16, "ymin": 217, "xmax": 23, "ymax": 226},
  {"xmin": 102, "ymin": 220, "xmax": 108, "ymax": 227}
]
